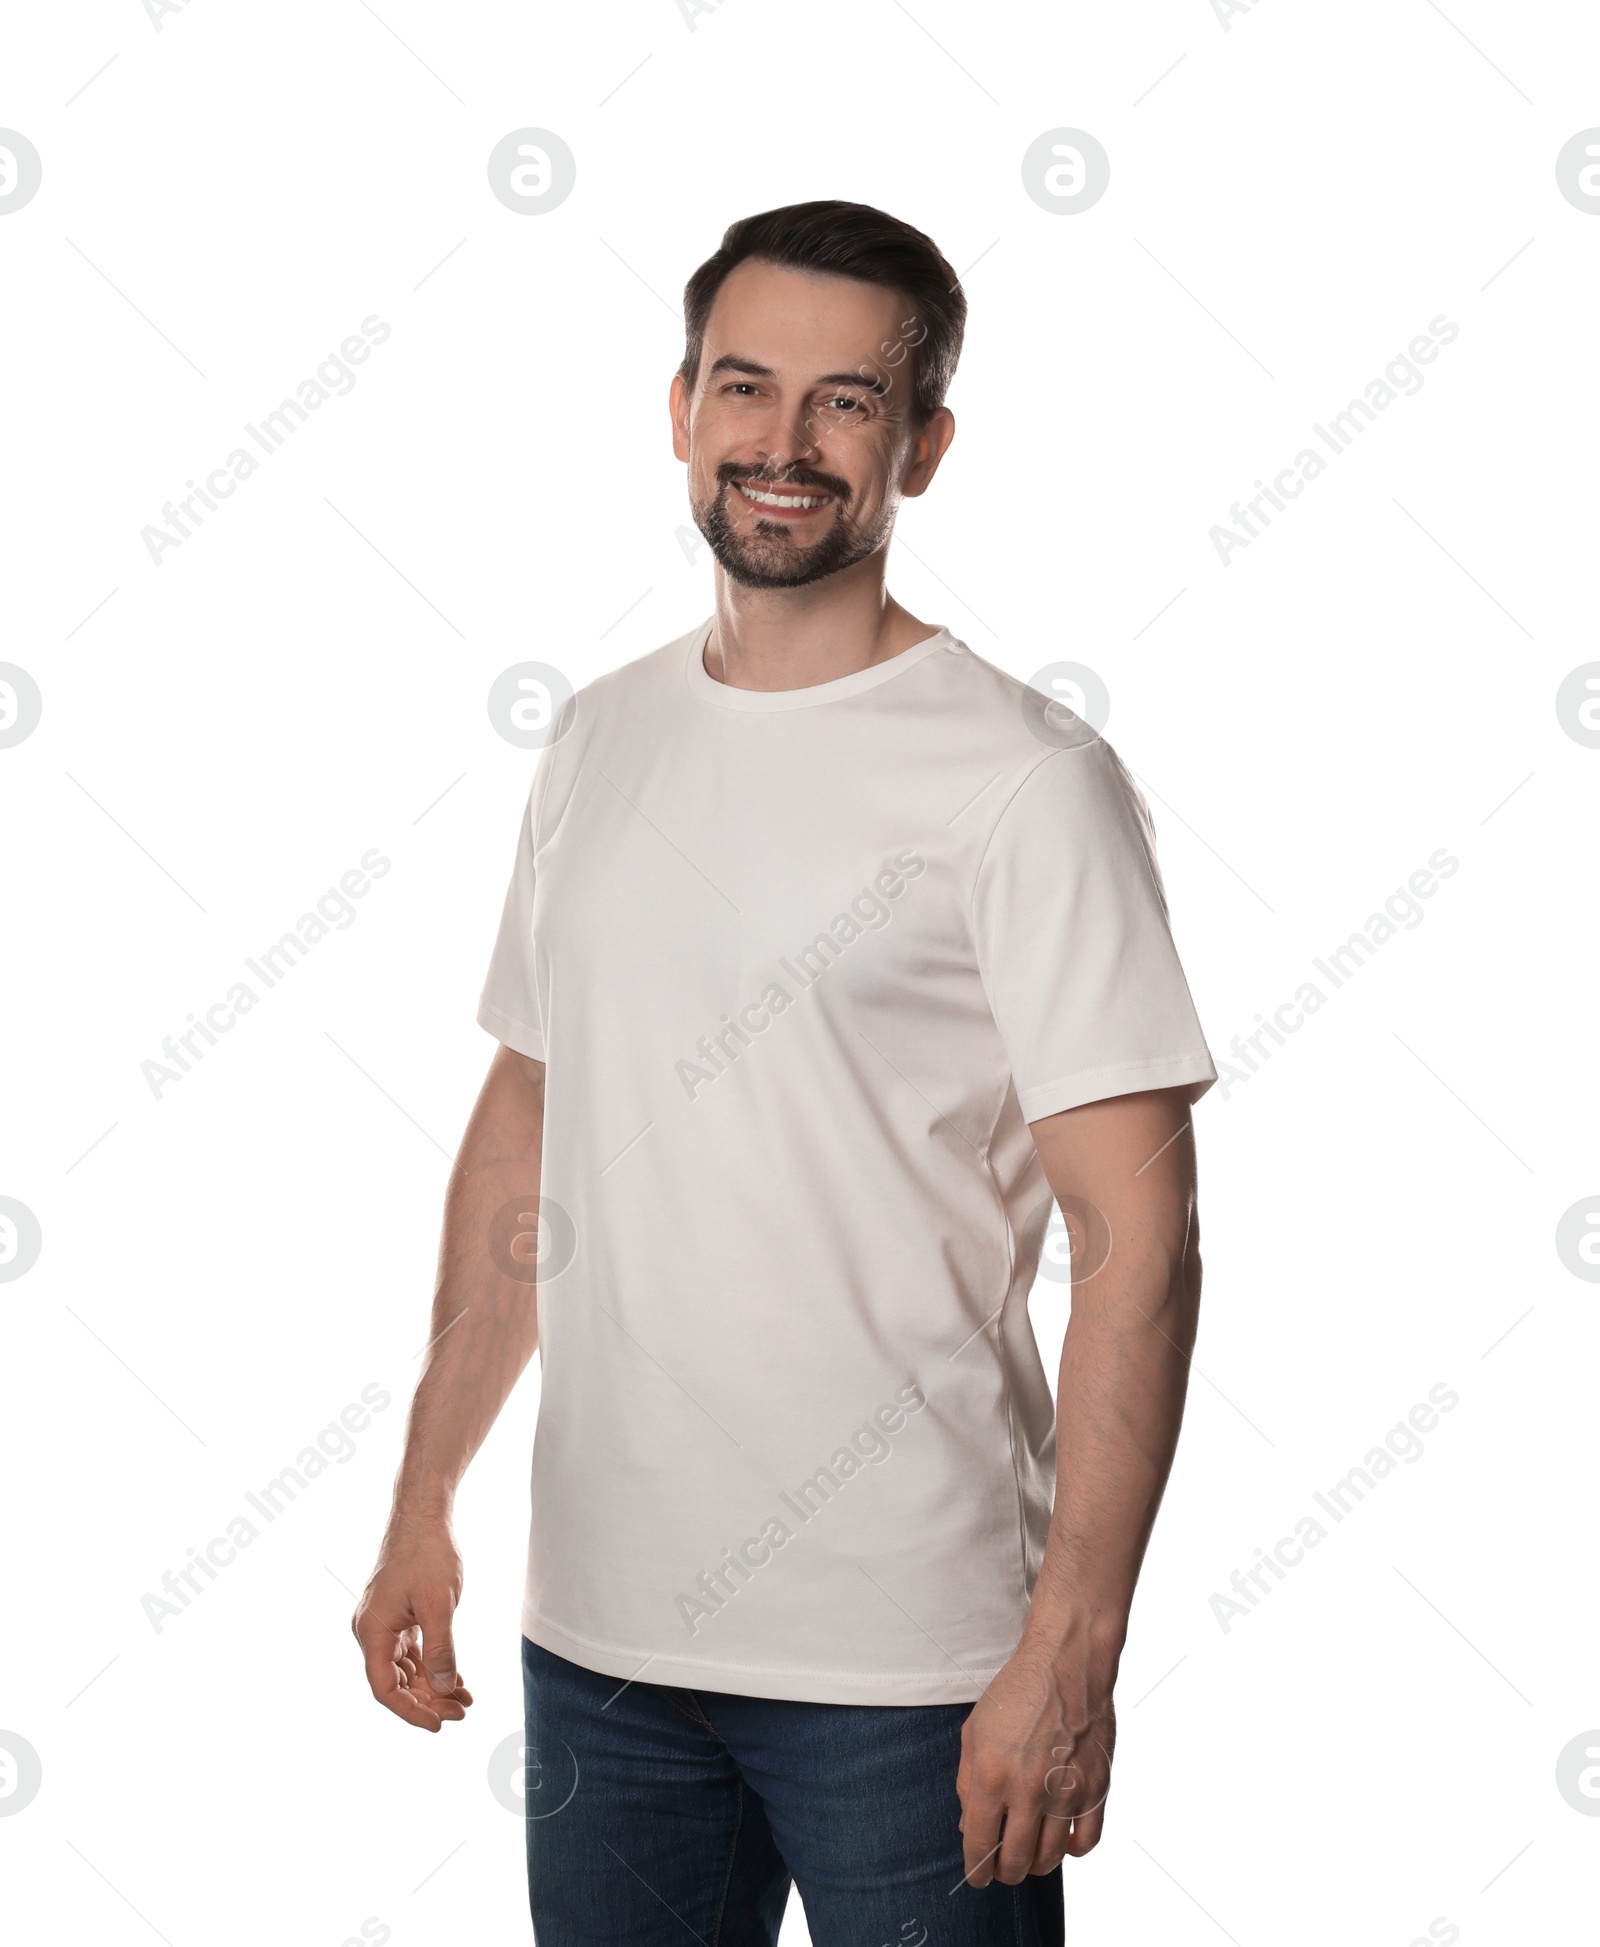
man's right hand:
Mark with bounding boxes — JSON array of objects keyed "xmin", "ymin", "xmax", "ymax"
[
  {"xmin": 352, "ymin": 1512, "xmax": 475, "ymax": 1732},
  {"xmin": 351, "ymin": 1043, "xmax": 545, "ymax": 1731}
]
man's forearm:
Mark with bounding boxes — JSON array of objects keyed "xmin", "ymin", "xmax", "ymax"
[
  {"xmin": 1019, "ymin": 1093, "xmax": 1202, "ymax": 1660},
  {"xmin": 1023, "ymin": 1218, "xmax": 1200, "ymax": 1661},
  {"xmin": 390, "ymin": 1045, "xmax": 547, "ymax": 1520}
]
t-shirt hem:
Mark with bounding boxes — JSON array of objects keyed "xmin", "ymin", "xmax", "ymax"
[
  {"xmin": 522, "ymin": 1608, "xmax": 1009, "ymax": 1707},
  {"xmin": 477, "ymin": 996, "xmax": 546, "ymax": 1061},
  {"xmin": 1018, "ymin": 1052, "xmax": 1217, "ymax": 1123}
]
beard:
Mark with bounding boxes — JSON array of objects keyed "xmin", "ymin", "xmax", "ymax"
[{"xmin": 691, "ymin": 462, "xmax": 892, "ymax": 590}]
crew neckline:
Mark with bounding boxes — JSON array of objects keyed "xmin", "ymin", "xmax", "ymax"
[{"xmin": 684, "ymin": 619, "xmax": 959, "ymax": 711}]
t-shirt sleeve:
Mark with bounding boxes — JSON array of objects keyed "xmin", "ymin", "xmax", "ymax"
[
  {"xmin": 971, "ymin": 738, "xmax": 1216, "ymax": 1122},
  {"xmin": 477, "ymin": 771, "xmax": 548, "ymax": 1062}
]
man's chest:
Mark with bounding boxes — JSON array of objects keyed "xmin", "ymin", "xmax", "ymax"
[{"xmin": 530, "ymin": 740, "xmax": 994, "ymax": 1035}]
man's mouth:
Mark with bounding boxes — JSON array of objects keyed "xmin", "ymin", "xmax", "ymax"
[{"xmin": 733, "ymin": 480, "xmax": 833, "ymax": 514}]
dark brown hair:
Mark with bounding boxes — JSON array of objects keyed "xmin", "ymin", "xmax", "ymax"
[{"xmin": 679, "ymin": 200, "xmax": 966, "ymax": 426}]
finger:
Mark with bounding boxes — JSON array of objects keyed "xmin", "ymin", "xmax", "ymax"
[
  {"xmin": 414, "ymin": 1595, "xmax": 460, "ymax": 1696},
  {"xmin": 1031, "ymin": 1808, "xmax": 1076, "ymax": 1875},
  {"xmin": 407, "ymin": 1663, "xmax": 471, "ymax": 1721},
  {"xmin": 1031, "ymin": 1810, "xmax": 1071, "ymax": 1877},
  {"xmin": 363, "ymin": 1638, "xmax": 445, "ymax": 1731},
  {"xmin": 1032, "ymin": 1789, "xmax": 1107, "ymax": 1872},
  {"xmin": 1032, "ymin": 1755, "xmax": 1108, "ymax": 1870},
  {"xmin": 960, "ymin": 1800, "xmax": 1005, "ymax": 1890},
  {"xmin": 417, "ymin": 1676, "xmax": 470, "ymax": 1723},
  {"xmin": 411, "ymin": 1659, "xmax": 471, "ymax": 1714},
  {"xmin": 402, "ymin": 1648, "xmax": 471, "ymax": 1718},
  {"xmin": 389, "ymin": 1686, "xmax": 446, "ymax": 1731},
  {"xmin": 1062, "ymin": 1800, "xmax": 1105, "ymax": 1856},
  {"xmin": 355, "ymin": 1609, "xmax": 445, "ymax": 1731},
  {"xmin": 996, "ymin": 1805, "xmax": 1043, "ymax": 1886},
  {"xmin": 353, "ymin": 1607, "xmax": 410, "ymax": 1704}
]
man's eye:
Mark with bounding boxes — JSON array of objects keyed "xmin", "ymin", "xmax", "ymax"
[{"xmin": 826, "ymin": 395, "xmax": 864, "ymax": 413}]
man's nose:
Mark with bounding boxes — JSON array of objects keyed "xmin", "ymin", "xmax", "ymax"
[{"xmin": 752, "ymin": 398, "xmax": 821, "ymax": 471}]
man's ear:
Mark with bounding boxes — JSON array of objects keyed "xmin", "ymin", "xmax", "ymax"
[
  {"xmin": 901, "ymin": 407, "xmax": 955, "ymax": 499},
  {"xmin": 670, "ymin": 372, "xmax": 691, "ymax": 463}
]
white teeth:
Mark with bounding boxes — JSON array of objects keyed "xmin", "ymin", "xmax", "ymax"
[{"xmin": 737, "ymin": 483, "xmax": 828, "ymax": 508}]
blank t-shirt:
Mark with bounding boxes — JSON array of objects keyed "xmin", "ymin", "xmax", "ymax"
[{"xmin": 478, "ymin": 619, "xmax": 1215, "ymax": 1705}]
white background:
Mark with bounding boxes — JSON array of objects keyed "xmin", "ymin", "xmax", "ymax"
[{"xmin": 2, "ymin": 1, "xmax": 1597, "ymax": 1942}]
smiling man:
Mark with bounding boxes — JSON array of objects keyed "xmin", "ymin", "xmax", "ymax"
[{"xmin": 355, "ymin": 202, "xmax": 1217, "ymax": 1946}]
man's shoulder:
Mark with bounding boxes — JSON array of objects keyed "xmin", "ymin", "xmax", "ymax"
[
  {"xmin": 570, "ymin": 623, "xmax": 701, "ymax": 713},
  {"xmin": 913, "ymin": 634, "xmax": 1106, "ymax": 765}
]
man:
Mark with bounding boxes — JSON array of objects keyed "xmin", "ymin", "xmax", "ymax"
[{"xmin": 354, "ymin": 200, "xmax": 1216, "ymax": 1946}]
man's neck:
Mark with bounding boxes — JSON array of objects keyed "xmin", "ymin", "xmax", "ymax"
[{"xmin": 703, "ymin": 554, "xmax": 937, "ymax": 693}]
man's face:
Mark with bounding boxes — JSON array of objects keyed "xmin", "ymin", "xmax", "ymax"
[{"xmin": 670, "ymin": 259, "xmax": 952, "ymax": 590}]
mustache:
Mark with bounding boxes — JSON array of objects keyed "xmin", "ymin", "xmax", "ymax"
[{"xmin": 717, "ymin": 461, "xmax": 852, "ymax": 505}]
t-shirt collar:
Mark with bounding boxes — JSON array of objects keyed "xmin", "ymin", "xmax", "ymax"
[{"xmin": 684, "ymin": 618, "xmax": 957, "ymax": 712}]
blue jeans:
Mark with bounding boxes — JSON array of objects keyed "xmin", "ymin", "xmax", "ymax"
[{"xmin": 521, "ymin": 1637, "xmax": 1064, "ymax": 1946}]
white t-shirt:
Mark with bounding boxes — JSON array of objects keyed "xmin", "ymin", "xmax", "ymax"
[{"xmin": 478, "ymin": 619, "xmax": 1215, "ymax": 1705}]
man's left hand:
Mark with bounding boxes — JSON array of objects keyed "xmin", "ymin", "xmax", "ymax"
[{"xmin": 956, "ymin": 1641, "xmax": 1116, "ymax": 1885}]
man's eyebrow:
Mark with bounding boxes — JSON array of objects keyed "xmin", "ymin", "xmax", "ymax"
[
  {"xmin": 704, "ymin": 354, "xmax": 890, "ymax": 396},
  {"xmin": 815, "ymin": 371, "xmax": 888, "ymax": 395}
]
